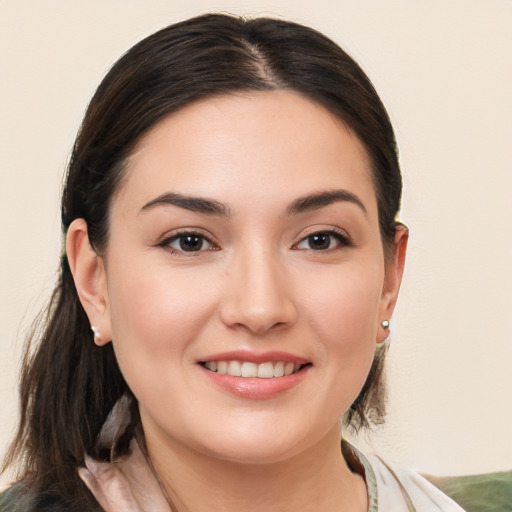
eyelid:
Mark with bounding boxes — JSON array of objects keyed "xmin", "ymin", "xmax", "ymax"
[{"xmin": 156, "ymin": 226, "xmax": 217, "ymax": 243}]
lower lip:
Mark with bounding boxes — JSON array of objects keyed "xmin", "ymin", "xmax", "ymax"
[{"xmin": 199, "ymin": 365, "xmax": 311, "ymax": 399}]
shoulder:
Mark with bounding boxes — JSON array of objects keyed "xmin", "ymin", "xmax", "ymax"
[
  {"xmin": 344, "ymin": 442, "xmax": 466, "ymax": 512},
  {"xmin": 0, "ymin": 482, "xmax": 102, "ymax": 512},
  {"xmin": 0, "ymin": 484, "xmax": 34, "ymax": 512},
  {"xmin": 0, "ymin": 484, "xmax": 69, "ymax": 512},
  {"xmin": 365, "ymin": 454, "xmax": 467, "ymax": 511}
]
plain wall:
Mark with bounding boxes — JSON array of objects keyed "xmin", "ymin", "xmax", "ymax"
[{"xmin": 1, "ymin": 0, "xmax": 511, "ymax": 488}]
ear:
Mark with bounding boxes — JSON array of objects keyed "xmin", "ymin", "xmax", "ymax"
[
  {"xmin": 66, "ymin": 219, "xmax": 112, "ymax": 345},
  {"xmin": 377, "ymin": 223, "xmax": 408, "ymax": 343}
]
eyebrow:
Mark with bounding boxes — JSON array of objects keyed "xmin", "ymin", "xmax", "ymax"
[
  {"xmin": 140, "ymin": 192, "xmax": 230, "ymax": 216},
  {"xmin": 286, "ymin": 190, "xmax": 367, "ymax": 216},
  {"xmin": 139, "ymin": 189, "xmax": 366, "ymax": 217}
]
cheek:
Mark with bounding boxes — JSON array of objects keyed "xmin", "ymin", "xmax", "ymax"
[
  {"xmin": 297, "ymin": 259, "xmax": 383, "ymax": 398},
  {"xmin": 105, "ymin": 262, "xmax": 217, "ymax": 390},
  {"xmin": 300, "ymin": 259, "xmax": 383, "ymax": 343},
  {"xmin": 108, "ymin": 260, "xmax": 213, "ymax": 337}
]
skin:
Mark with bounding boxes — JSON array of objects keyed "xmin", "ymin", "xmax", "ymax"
[{"xmin": 68, "ymin": 90, "xmax": 407, "ymax": 511}]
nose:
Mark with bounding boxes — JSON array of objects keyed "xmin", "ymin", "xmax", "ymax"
[{"xmin": 219, "ymin": 247, "xmax": 298, "ymax": 334}]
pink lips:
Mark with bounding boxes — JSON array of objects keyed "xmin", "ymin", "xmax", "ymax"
[
  {"xmin": 199, "ymin": 350, "xmax": 308, "ymax": 365},
  {"xmin": 198, "ymin": 350, "xmax": 311, "ymax": 399}
]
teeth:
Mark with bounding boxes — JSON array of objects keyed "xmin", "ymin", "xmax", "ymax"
[
  {"xmin": 273, "ymin": 362, "xmax": 285, "ymax": 377},
  {"xmin": 257, "ymin": 362, "xmax": 274, "ymax": 379},
  {"xmin": 203, "ymin": 360, "xmax": 304, "ymax": 378},
  {"xmin": 227, "ymin": 360, "xmax": 242, "ymax": 376},
  {"xmin": 204, "ymin": 361, "xmax": 217, "ymax": 372},
  {"xmin": 241, "ymin": 362, "xmax": 258, "ymax": 377}
]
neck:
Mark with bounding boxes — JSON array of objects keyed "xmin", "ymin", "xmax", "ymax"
[{"xmin": 143, "ymin": 423, "xmax": 367, "ymax": 512}]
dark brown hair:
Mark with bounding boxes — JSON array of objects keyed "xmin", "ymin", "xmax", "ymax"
[{"xmin": 2, "ymin": 13, "xmax": 402, "ymax": 510}]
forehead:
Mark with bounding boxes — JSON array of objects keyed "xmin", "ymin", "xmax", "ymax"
[{"xmin": 117, "ymin": 90, "xmax": 377, "ymax": 216}]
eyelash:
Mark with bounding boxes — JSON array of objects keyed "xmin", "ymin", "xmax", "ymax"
[{"xmin": 158, "ymin": 228, "xmax": 352, "ymax": 256}]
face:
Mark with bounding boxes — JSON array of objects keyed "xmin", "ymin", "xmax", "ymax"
[{"xmin": 78, "ymin": 91, "xmax": 404, "ymax": 465}]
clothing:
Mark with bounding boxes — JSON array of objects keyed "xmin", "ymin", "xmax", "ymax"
[
  {"xmin": 3, "ymin": 445, "xmax": 511, "ymax": 511},
  {"xmin": 341, "ymin": 441, "xmax": 466, "ymax": 511},
  {"xmin": 77, "ymin": 439, "xmax": 469, "ymax": 511}
]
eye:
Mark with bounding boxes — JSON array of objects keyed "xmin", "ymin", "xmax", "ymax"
[
  {"xmin": 294, "ymin": 231, "xmax": 350, "ymax": 251},
  {"xmin": 163, "ymin": 232, "xmax": 216, "ymax": 255}
]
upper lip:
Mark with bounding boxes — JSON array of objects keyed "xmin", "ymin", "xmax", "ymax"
[{"xmin": 198, "ymin": 350, "xmax": 309, "ymax": 365}]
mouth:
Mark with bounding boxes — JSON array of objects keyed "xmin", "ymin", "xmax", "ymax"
[
  {"xmin": 198, "ymin": 353, "xmax": 312, "ymax": 399},
  {"xmin": 199, "ymin": 360, "xmax": 310, "ymax": 378}
]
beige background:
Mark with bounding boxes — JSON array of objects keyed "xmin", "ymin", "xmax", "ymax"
[{"xmin": 1, "ymin": 0, "xmax": 511, "ymax": 487}]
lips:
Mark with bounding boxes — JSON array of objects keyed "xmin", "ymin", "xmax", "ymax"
[{"xmin": 198, "ymin": 351, "xmax": 311, "ymax": 399}]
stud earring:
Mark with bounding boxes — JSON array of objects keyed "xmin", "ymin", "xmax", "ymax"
[
  {"xmin": 381, "ymin": 320, "xmax": 390, "ymax": 329},
  {"xmin": 91, "ymin": 325, "xmax": 101, "ymax": 341}
]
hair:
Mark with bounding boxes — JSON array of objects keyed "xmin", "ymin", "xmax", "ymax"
[{"xmin": 1, "ymin": 13, "xmax": 402, "ymax": 510}]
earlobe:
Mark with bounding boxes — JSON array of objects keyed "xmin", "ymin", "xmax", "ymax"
[
  {"xmin": 377, "ymin": 224, "xmax": 409, "ymax": 343},
  {"xmin": 66, "ymin": 219, "xmax": 112, "ymax": 345}
]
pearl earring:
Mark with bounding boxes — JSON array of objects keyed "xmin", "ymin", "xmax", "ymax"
[
  {"xmin": 91, "ymin": 325, "xmax": 101, "ymax": 341},
  {"xmin": 381, "ymin": 320, "xmax": 390, "ymax": 329}
]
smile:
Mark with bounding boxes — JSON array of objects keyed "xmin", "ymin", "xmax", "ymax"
[{"xmin": 201, "ymin": 361, "xmax": 306, "ymax": 378}]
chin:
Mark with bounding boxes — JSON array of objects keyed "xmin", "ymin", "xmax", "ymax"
[
  {"xmin": 191, "ymin": 419, "xmax": 331, "ymax": 466},
  {"xmin": 203, "ymin": 440, "xmax": 303, "ymax": 466}
]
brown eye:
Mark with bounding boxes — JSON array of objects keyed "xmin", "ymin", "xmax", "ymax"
[
  {"xmin": 165, "ymin": 233, "xmax": 213, "ymax": 253},
  {"xmin": 295, "ymin": 231, "xmax": 350, "ymax": 251},
  {"xmin": 306, "ymin": 233, "xmax": 332, "ymax": 250}
]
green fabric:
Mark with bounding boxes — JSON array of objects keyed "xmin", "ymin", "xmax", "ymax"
[{"xmin": 425, "ymin": 471, "xmax": 512, "ymax": 512}]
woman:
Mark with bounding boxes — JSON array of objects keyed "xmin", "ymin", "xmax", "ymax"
[{"xmin": 0, "ymin": 13, "xmax": 466, "ymax": 511}]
